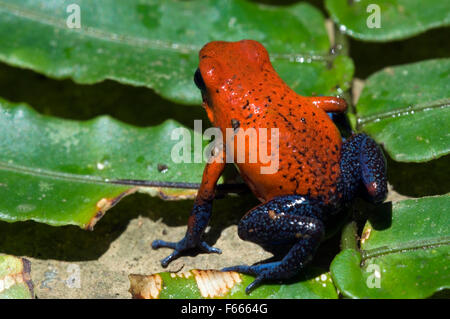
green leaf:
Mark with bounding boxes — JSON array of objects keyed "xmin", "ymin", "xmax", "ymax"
[
  {"xmin": 129, "ymin": 268, "xmax": 338, "ymax": 299},
  {"xmin": 0, "ymin": 98, "xmax": 206, "ymax": 229},
  {"xmin": 325, "ymin": 0, "xmax": 450, "ymax": 42},
  {"xmin": 0, "ymin": 0, "xmax": 353, "ymax": 104},
  {"xmin": 0, "ymin": 254, "xmax": 34, "ymax": 299},
  {"xmin": 330, "ymin": 195, "xmax": 450, "ymax": 299},
  {"xmin": 355, "ymin": 59, "xmax": 450, "ymax": 162}
]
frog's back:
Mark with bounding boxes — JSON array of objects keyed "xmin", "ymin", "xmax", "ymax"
[{"xmin": 234, "ymin": 88, "xmax": 343, "ymax": 205}]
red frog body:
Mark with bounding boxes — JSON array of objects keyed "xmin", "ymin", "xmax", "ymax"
[
  {"xmin": 198, "ymin": 40, "xmax": 344, "ymax": 204},
  {"xmin": 153, "ymin": 40, "xmax": 387, "ymax": 293}
]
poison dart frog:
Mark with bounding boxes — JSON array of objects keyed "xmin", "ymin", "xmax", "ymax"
[{"xmin": 152, "ymin": 40, "xmax": 387, "ymax": 293}]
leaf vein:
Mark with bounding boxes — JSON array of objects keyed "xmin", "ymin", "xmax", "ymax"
[
  {"xmin": 0, "ymin": 161, "xmax": 200, "ymax": 189},
  {"xmin": 357, "ymin": 98, "xmax": 450, "ymax": 127},
  {"xmin": 361, "ymin": 236, "xmax": 450, "ymax": 262}
]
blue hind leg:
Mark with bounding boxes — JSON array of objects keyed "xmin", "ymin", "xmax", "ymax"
[
  {"xmin": 222, "ymin": 195, "xmax": 327, "ymax": 294},
  {"xmin": 339, "ymin": 133, "xmax": 388, "ymax": 204}
]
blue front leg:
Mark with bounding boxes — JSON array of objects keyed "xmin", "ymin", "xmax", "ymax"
[
  {"xmin": 152, "ymin": 151, "xmax": 226, "ymax": 267},
  {"xmin": 152, "ymin": 200, "xmax": 221, "ymax": 267},
  {"xmin": 222, "ymin": 195, "xmax": 327, "ymax": 294}
]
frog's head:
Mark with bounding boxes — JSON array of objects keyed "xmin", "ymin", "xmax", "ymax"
[{"xmin": 194, "ymin": 40, "xmax": 271, "ymax": 125}]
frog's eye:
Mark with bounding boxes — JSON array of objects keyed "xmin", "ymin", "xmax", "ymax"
[{"xmin": 194, "ymin": 68, "xmax": 207, "ymax": 92}]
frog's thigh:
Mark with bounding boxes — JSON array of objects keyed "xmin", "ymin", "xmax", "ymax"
[
  {"xmin": 340, "ymin": 133, "xmax": 388, "ymax": 204},
  {"xmin": 237, "ymin": 195, "xmax": 325, "ymax": 246}
]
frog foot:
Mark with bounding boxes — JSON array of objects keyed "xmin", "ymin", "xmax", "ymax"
[
  {"xmin": 222, "ymin": 262, "xmax": 287, "ymax": 294},
  {"xmin": 152, "ymin": 237, "xmax": 222, "ymax": 267}
]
